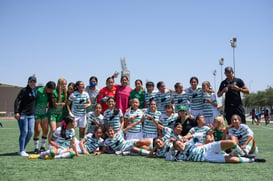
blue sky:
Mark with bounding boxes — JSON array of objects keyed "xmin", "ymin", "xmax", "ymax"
[{"xmin": 1, "ymin": 0, "xmax": 272, "ymax": 93}]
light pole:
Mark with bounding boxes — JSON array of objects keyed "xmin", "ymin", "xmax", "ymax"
[
  {"xmin": 230, "ymin": 37, "xmax": 237, "ymax": 76},
  {"xmin": 219, "ymin": 58, "xmax": 224, "ymax": 81},
  {"xmin": 213, "ymin": 69, "xmax": 217, "ymax": 91}
]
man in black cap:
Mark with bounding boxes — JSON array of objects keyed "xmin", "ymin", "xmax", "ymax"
[{"xmin": 217, "ymin": 67, "xmax": 249, "ymax": 124}]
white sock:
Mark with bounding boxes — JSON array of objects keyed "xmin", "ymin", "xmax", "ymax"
[
  {"xmin": 239, "ymin": 157, "xmax": 254, "ymax": 163},
  {"xmin": 231, "ymin": 144, "xmax": 245, "ymax": 156},
  {"xmin": 41, "ymin": 137, "xmax": 47, "ymax": 148},
  {"xmin": 139, "ymin": 149, "xmax": 150, "ymax": 156},
  {"xmin": 243, "ymin": 143, "xmax": 252, "ymax": 155},
  {"xmin": 54, "ymin": 152, "xmax": 74, "ymax": 159},
  {"xmin": 34, "ymin": 138, "xmax": 39, "ymax": 149}
]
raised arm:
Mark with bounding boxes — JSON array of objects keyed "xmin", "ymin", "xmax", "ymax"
[{"xmin": 124, "ymin": 116, "xmax": 144, "ymax": 133}]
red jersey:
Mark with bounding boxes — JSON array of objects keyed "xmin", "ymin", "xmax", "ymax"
[{"xmin": 97, "ymin": 86, "xmax": 117, "ymax": 113}]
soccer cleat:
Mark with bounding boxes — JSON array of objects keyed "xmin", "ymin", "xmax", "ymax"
[
  {"xmin": 40, "ymin": 147, "xmax": 46, "ymax": 152},
  {"xmin": 254, "ymin": 158, "xmax": 266, "ymax": 162},
  {"xmin": 28, "ymin": 154, "xmax": 40, "ymax": 159},
  {"xmin": 44, "ymin": 155, "xmax": 53, "ymax": 160},
  {"xmin": 34, "ymin": 149, "xmax": 40, "ymax": 154}
]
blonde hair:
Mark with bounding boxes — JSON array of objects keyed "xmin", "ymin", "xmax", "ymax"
[
  {"xmin": 57, "ymin": 78, "xmax": 67, "ymax": 103},
  {"xmin": 214, "ymin": 116, "xmax": 226, "ymax": 130}
]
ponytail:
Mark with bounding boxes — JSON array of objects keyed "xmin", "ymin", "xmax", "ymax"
[{"xmin": 61, "ymin": 115, "xmax": 74, "ymax": 139}]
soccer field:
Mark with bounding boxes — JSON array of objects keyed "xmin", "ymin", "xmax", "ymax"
[{"xmin": 0, "ymin": 119, "xmax": 272, "ymax": 181}]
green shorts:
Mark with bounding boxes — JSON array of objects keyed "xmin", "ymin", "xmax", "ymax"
[
  {"xmin": 49, "ymin": 114, "xmax": 63, "ymax": 123},
  {"xmin": 35, "ymin": 114, "xmax": 48, "ymax": 120}
]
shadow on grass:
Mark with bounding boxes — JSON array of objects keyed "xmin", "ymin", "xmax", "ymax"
[
  {"xmin": 0, "ymin": 152, "xmax": 18, "ymax": 156},
  {"xmin": 0, "ymin": 151, "xmax": 36, "ymax": 157}
]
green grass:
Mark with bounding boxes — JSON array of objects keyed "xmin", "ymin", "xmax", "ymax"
[{"xmin": 0, "ymin": 119, "xmax": 272, "ymax": 181}]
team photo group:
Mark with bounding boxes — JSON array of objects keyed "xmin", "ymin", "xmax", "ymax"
[{"xmin": 14, "ymin": 66, "xmax": 265, "ymax": 163}]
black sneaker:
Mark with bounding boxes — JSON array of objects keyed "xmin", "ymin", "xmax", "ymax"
[
  {"xmin": 34, "ymin": 149, "xmax": 40, "ymax": 154},
  {"xmin": 40, "ymin": 147, "xmax": 46, "ymax": 152},
  {"xmin": 254, "ymin": 158, "xmax": 266, "ymax": 162}
]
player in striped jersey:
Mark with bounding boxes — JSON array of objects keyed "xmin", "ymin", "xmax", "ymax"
[
  {"xmin": 103, "ymin": 118, "xmax": 151, "ymax": 156},
  {"xmin": 87, "ymin": 104, "xmax": 104, "ymax": 134},
  {"xmin": 159, "ymin": 104, "xmax": 178, "ymax": 129},
  {"xmin": 151, "ymin": 115, "xmax": 183, "ymax": 143},
  {"xmin": 171, "ymin": 83, "xmax": 189, "ymax": 113},
  {"xmin": 74, "ymin": 126, "xmax": 104, "ymax": 155},
  {"xmin": 124, "ymin": 98, "xmax": 144, "ymax": 140},
  {"xmin": 227, "ymin": 114, "xmax": 258, "ymax": 157},
  {"xmin": 183, "ymin": 115, "xmax": 213, "ymax": 144},
  {"xmin": 67, "ymin": 81, "xmax": 91, "ymax": 139},
  {"xmin": 166, "ymin": 139, "xmax": 257, "ymax": 163},
  {"xmin": 201, "ymin": 81, "xmax": 218, "ymax": 124},
  {"xmin": 143, "ymin": 101, "xmax": 161, "ymax": 139},
  {"xmin": 148, "ymin": 137, "xmax": 173, "ymax": 158},
  {"xmin": 155, "ymin": 81, "xmax": 172, "ymax": 114},
  {"xmin": 104, "ymin": 97, "xmax": 124, "ymax": 132},
  {"xmin": 185, "ymin": 77, "xmax": 203, "ymax": 118},
  {"xmin": 29, "ymin": 115, "xmax": 78, "ymax": 159},
  {"xmin": 144, "ymin": 81, "xmax": 157, "ymax": 108}
]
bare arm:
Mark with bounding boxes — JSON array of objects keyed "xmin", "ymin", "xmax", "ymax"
[{"xmin": 124, "ymin": 116, "xmax": 144, "ymax": 133}]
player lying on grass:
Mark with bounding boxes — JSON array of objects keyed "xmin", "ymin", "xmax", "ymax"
[
  {"xmin": 103, "ymin": 117, "xmax": 152, "ymax": 156},
  {"xmin": 224, "ymin": 114, "xmax": 258, "ymax": 157},
  {"xmin": 70, "ymin": 126, "xmax": 105, "ymax": 155},
  {"xmin": 148, "ymin": 137, "xmax": 173, "ymax": 158},
  {"xmin": 166, "ymin": 139, "xmax": 265, "ymax": 163},
  {"xmin": 29, "ymin": 115, "xmax": 79, "ymax": 159}
]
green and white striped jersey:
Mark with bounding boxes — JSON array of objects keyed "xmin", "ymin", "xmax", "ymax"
[
  {"xmin": 202, "ymin": 92, "xmax": 216, "ymax": 119},
  {"xmin": 83, "ymin": 133, "xmax": 104, "ymax": 153},
  {"xmin": 68, "ymin": 91, "xmax": 90, "ymax": 116},
  {"xmin": 155, "ymin": 140, "xmax": 173, "ymax": 158},
  {"xmin": 186, "ymin": 87, "xmax": 203, "ymax": 111},
  {"xmin": 155, "ymin": 89, "xmax": 171, "ymax": 114},
  {"xmin": 87, "ymin": 112, "xmax": 104, "ymax": 134},
  {"xmin": 103, "ymin": 130, "xmax": 128, "ymax": 151},
  {"xmin": 104, "ymin": 108, "xmax": 123, "ymax": 132},
  {"xmin": 144, "ymin": 90, "xmax": 157, "ymax": 107},
  {"xmin": 189, "ymin": 126, "xmax": 211, "ymax": 144},
  {"xmin": 228, "ymin": 124, "xmax": 254, "ymax": 146},
  {"xmin": 124, "ymin": 109, "xmax": 144, "ymax": 133},
  {"xmin": 171, "ymin": 91, "xmax": 188, "ymax": 113},
  {"xmin": 143, "ymin": 109, "xmax": 161, "ymax": 134},
  {"xmin": 160, "ymin": 113, "xmax": 178, "ymax": 128},
  {"xmin": 52, "ymin": 127, "xmax": 75, "ymax": 149}
]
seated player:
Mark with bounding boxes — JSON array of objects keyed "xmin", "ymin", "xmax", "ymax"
[
  {"xmin": 28, "ymin": 115, "xmax": 78, "ymax": 159},
  {"xmin": 226, "ymin": 114, "xmax": 259, "ymax": 157}
]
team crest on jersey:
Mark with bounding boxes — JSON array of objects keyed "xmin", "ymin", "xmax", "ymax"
[
  {"xmin": 113, "ymin": 91, "xmax": 116, "ymax": 94},
  {"xmin": 105, "ymin": 91, "xmax": 108, "ymax": 94}
]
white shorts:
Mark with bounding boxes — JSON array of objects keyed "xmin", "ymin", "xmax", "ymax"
[
  {"xmin": 121, "ymin": 140, "xmax": 136, "ymax": 152},
  {"xmin": 75, "ymin": 115, "xmax": 87, "ymax": 128},
  {"xmin": 126, "ymin": 132, "xmax": 143, "ymax": 140},
  {"xmin": 48, "ymin": 145, "xmax": 69, "ymax": 154},
  {"xmin": 143, "ymin": 133, "xmax": 158, "ymax": 139},
  {"xmin": 203, "ymin": 141, "xmax": 225, "ymax": 163}
]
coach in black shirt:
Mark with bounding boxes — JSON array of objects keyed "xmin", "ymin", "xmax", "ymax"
[{"xmin": 217, "ymin": 67, "xmax": 249, "ymax": 124}]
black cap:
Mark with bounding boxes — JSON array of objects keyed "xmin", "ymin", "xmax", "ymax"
[
  {"xmin": 225, "ymin": 66, "xmax": 234, "ymax": 72},
  {"xmin": 28, "ymin": 75, "xmax": 37, "ymax": 83}
]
